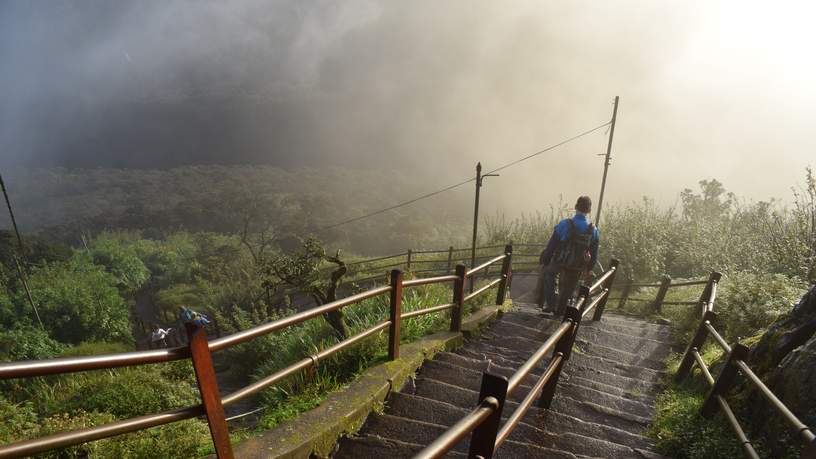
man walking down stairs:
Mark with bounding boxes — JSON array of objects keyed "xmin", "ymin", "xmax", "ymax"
[{"xmin": 334, "ymin": 301, "xmax": 673, "ymax": 458}]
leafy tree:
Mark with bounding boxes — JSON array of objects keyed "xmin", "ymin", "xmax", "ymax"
[
  {"xmin": 263, "ymin": 238, "xmax": 349, "ymax": 338},
  {"xmin": 24, "ymin": 257, "xmax": 132, "ymax": 344},
  {"xmin": 0, "ymin": 326, "xmax": 66, "ymax": 361},
  {"xmin": 85, "ymin": 232, "xmax": 150, "ymax": 293}
]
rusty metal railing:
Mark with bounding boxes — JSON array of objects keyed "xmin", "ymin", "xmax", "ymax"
[
  {"xmin": 675, "ymin": 285, "xmax": 816, "ymax": 458},
  {"xmin": 0, "ymin": 246, "xmax": 516, "ymax": 459},
  {"xmin": 413, "ymin": 259, "xmax": 619, "ymax": 459}
]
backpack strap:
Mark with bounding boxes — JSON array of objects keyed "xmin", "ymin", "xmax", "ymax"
[
  {"xmin": 566, "ymin": 218, "xmax": 575, "ymax": 238},
  {"xmin": 586, "ymin": 223, "xmax": 594, "ymax": 235}
]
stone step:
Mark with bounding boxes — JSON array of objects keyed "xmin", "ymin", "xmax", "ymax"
[
  {"xmin": 412, "ymin": 376, "xmax": 652, "ymax": 437},
  {"xmin": 509, "ymin": 305, "xmax": 674, "ymax": 332},
  {"xmin": 461, "ymin": 342, "xmax": 663, "ymax": 394},
  {"xmin": 458, "ymin": 330, "xmax": 667, "ymax": 383},
  {"xmin": 431, "ymin": 352, "xmax": 655, "ymax": 417},
  {"xmin": 456, "ymin": 348, "xmax": 656, "ymax": 406},
  {"xmin": 334, "ymin": 434, "xmax": 464, "ymax": 458},
  {"xmin": 406, "ymin": 379, "xmax": 655, "ymax": 449},
  {"xmin": 388, "ymin": 393, "xmax": 652, "ymax": 457},
  {"xmin": 498, "ymin": 311, "xmax": 675, "ymax": 342},
  {"xmin": 484, "ymin": 323, "xmax": 673, "ymax": 357}
]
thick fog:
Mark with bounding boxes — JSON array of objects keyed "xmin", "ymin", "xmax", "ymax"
[{"xmin": 1, "ymin": 1, "xmax": 815, "ymax": 217}]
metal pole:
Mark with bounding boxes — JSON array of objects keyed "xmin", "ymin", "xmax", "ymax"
[
  {"xmin": 595, "ymin": 96, "xmax": 619, "ymax": 228},
  {"xmin": 0, "ymin": 172, "xmax": 25, "ymax": 253},
  {"xmin": 470, "ymin": 162, "xmax": 482, "ymax": 293}
]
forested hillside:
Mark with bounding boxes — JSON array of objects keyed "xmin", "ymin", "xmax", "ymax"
[{"xmin": 0, "ymin": 167, "xmax": 814, "ymax": 457}]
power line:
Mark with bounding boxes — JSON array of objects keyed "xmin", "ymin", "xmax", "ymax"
[{"xmin": 318, "ymin": 120, "xmax": 611, "ymax": 232}]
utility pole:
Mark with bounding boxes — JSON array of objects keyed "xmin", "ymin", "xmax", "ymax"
[
  {"xmin": 0, "ymin": 172, "xmax": 25, "ymax": 253},
  {"xmin": 595, "ymin": 96, "xmax": 619, "ymax": 228},
  {"xmin": 469, "ymin": 162, "xmax": 498, "ymax": 292},
  {"xmin": 0, "ymin": 171, "xmax": 43, "ymax": 329}
]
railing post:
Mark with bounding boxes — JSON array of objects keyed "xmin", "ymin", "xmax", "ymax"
[
  {"xmin": 698, "ymin": 271, "xmax": 722, "ymax": 316},
  {"xmin": 446, "ymin": 246, "xmax": 454, "ymax": 274},
  {"xmin": 388, "ymin": 269, "xmax": 404, "ymax": 361},
  {"xmin": 468, "ymin": 373, "xmax": 508, "ymax": 459},
  {"xmin": 653, "ymin": 275, "xmax": 671, "ymax": 314},
  {"xmin": 495, "ymin": 244, "xmax": 513, "ymax": 306},
  {"xmin": 676, "ymin": 310, "xmax": 718, "ymax": 382},
  {"xmin": 406, "ymin": 249, "xmax": 413, "ymax": 272},
  {"xmin": 539, "ymin": 304, "xmax": 582, "ymax": 409},
  {"xmin": 618, "ymin": 277, "xmax": 633, "ymax": 309},
  {"xmin": 185, "ymin": 322, "xmax": 234, "ymax": 459},
  {"xmin": 451, "ymin": 264, "xmax": 467, "ymax": 332},
  {"xmin": 593, "ymin": 258, "xmax": 619, "ymax": 321},
  {"xmin": 701, "ymin": 343, "xmax": 750, "ymax": 417}
]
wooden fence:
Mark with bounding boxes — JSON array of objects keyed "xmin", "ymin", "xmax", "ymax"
[
  {"xmin": 0, "ymin": 247, "xmax": 515, "ymax": 459},
  {"xmin": 676, "ymin": 293, "xmax": 816, "ymax": 458},
  {"xmin": 609, "ymin": 271, "xmax": 722, "ymax": 315}
]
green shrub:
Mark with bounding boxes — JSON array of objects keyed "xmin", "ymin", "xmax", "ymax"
[
  {"xmin": 713, "ymin": 271, "xmax": 806, "ymax": 342},
  {"xmin": 0, "ymin": 327, "xmax": 67, "ymax": 361},
  {"xmin": 24, "ymin": 257, "xmax": 132, "ymax": 344}
]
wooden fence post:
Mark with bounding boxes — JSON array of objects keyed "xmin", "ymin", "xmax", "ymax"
[
  {"xmin": 451, "ymin": 264, "xmax": 467, "ymax": 332},
  {"xmin": 185, "ymin": 322, "xmax": 234, "ymax": 459},
  {"xmin": 496, "ymin": 244, "xmax": 513, "ymax": 305},
  {"xmin": 446, "ymin": 246, "xmax": 454, "ymax": 274},
  {"xmin": 618, "ymin": 278, "xmax": 633, "ymax": 309},
  {"xmin": 539, "ymin": 304, "xmax": 582, "ymax": 408},
  {"xmin": 388, "ymin": 269, "xmax": 403, "ymax": 361},
  {"xmin": 701, "ymin": 343, "xmax": 750, "ymax": 417},
  {"xmin": 468, "ymin": 373, "xmax": 508, "ymax": 459},
  {"xmin": 653, "ymin": 275, "xmax": 672, "ymax": 314},
  {"xmin": 406, "ymin": 249, "xmax": 413, "ymax": 272},
  {"xmin": 698, "ymin": 271, "xmax": 722, "ymax": 316},
  {"xmin": 593, "ymin": 258, "xmax": 619, "ymax": 321},
  {"xmin": 676, "ymin": 310, "xmax": 718, "ymax": 382}
]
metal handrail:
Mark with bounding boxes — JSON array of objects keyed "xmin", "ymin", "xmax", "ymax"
[
  {"xmin": 582, "ymin": 289, "xmax": 608, "ymax": 318},
  {"xmin": 463, "ymin": 277, "xmax": 504, "ymax": 303},
  {"xmin": 414, "ymin": 262, "xmax": 620, "ymax": 459},
  {"xmin": 589, "ymin": 266, "xmax": 616, "ymax": 294},
  {"xmin": 0, "ymin": 244, "xmax": 514, "ymax": 459},
  {"xmin": 403, "ymin": 274, "xmax": 458, "ymax": 287},
  {"xmin": 678, "ymin": 290, "xmax": 815, "ymax": 458},
  {"xmin": 412, "ymin": 398, "xmax": 498, "ymax": 459},
  {"xmin": 735, "ymin": 360, "xmax": 816, "ymax": 444},
  {"xmin": 496, "ymin": 353, "xmax": 564, "ymax": 449},
  {"xmin": 401, "ymin": 303, "xmax": 455, "ymax": 320},
  {"xmin": 506, "ymin": 322, "xmax": 571, "ymax": 396},
  {"xmin": 210, "ymin": 286, "xmax": 391, "ymax": 351},
  {"xmin": 468, "ymin": 254, "xmax": 508, "ymax": 275},
  {"xmin": 704, "ymin": 322, "xmax": 731, "ymax": 353},
  {"xmin": 0, "ymin": 405, "xmax": 205, "ymax": 459},
  {"xmin": 222, "ymin": 321, "xmax": 392, "ymax": 405}
]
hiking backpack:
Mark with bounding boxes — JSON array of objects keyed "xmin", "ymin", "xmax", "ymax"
[{"xmin": 552, "ymin": 219, "xmax": 594, "ymax": 271}]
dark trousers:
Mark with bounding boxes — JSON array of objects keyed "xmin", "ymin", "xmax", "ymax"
[
  {"xmin": 556, "ymin": 269, "xmax": 581, "ymax": 314},
  {"xmin": 537, "ymin": 266, "xmax": 582, "ymax": 314}
]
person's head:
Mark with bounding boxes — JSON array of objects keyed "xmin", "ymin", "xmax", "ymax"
[
  {"xmin": 151, "ymin": 323, "xmax": 159, "ymax": 331},
  {"xmin": 575, "ymin": 196, "xmax": 592, "ymax": 214}
]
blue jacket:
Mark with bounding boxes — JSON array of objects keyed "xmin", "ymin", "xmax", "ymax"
[{"xmin": 540, "ymin": 213, "xmax": 600, "ymax": 269}]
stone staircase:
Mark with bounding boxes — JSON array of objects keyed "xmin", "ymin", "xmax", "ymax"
[{"xmin": 333, "ymin": 302, "xmax": 674, "ymax": 458}]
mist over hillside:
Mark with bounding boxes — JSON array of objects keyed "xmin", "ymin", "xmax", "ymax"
[
  {"xmin": 0, "ymin": 166, "xmax": 482, "ymax": 254},
  {"xmin": 2, "ymin": 1, "xmax": 814, "ymax": 206}
]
